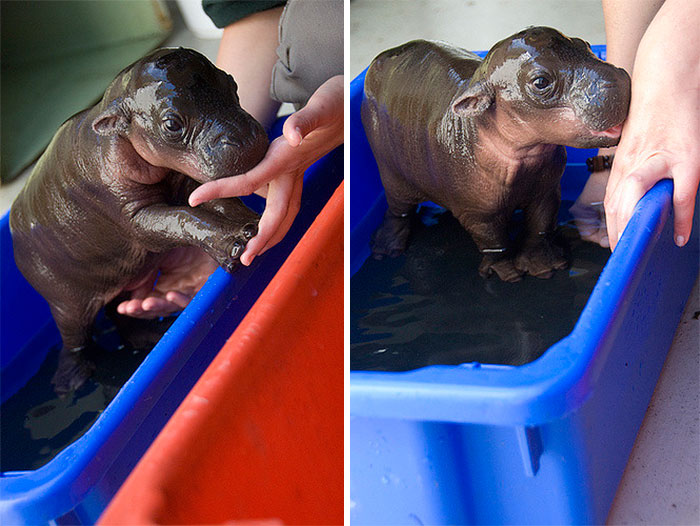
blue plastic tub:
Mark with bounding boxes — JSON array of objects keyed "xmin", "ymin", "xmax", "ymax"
[
  {"xmin": 350, "ymin": 46, "xmax": 699, "ymax": 525},
  {"xmin": 0, "ymin": 119, "xmax": 343, "ymax": 525}
]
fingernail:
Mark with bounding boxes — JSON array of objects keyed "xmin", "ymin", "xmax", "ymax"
[
  {"xmin": 675, "ymin": 235, "xmax": 685, "ymax": 247},
  {"xmin": 290, "ymin": 127, "xmax": 303, "ymax": 147}
]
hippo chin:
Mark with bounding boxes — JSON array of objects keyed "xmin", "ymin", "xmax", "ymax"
[
  {"xmin": 362, "ymin": 27, "xmax": 630, "ymax": 282},
  {"xmin": 9, "ymin": 47, "xmax": 268, "ymax": 395}
]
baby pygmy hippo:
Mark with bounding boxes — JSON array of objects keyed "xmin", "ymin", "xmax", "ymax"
[
  {"xmin": 10, "ymin": 48, "xmax": 268, "ymax": 394},
  {"xmin": 362, "ymin": 27, "xmax": 630, "ymax": 282}
]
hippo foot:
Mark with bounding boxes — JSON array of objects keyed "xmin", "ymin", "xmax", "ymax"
[
  {"xmin": 515, "ymin": 241, "xmax": 568, "ymax": 279},
  {"xmin": 52, "ymin": 346, "xmax": 97, "ymax": 397},
  {"xmin": 219, "ymin": 240, "xmax": 245, "ymax": 273},
  {"xmin": 478, "ymin": 256, "xmax": 524, "ymax": 283},
  {"xmin": 215, "ymin": 232, "xmax": 256, "ymax": 273},
  {"xmin": 240, "ymin": 222, "xmax": 258, "ymax": 241},
  {"xmin": 371, "ymin": 214, "xmax": 411, "ymax": 259}
]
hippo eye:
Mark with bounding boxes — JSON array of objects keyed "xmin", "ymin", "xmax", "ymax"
[
  {"xmin": 532, "ymin": 76, "xmax": 551, "ymax": 90},
  {"xmin": 162, "ymin": 114, "xmax": 185, "ymax": 137}
]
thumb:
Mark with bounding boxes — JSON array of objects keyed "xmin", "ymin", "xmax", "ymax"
[
  {"xmin": 283, "ymin": 75, "xmax": 344, "ymax": 147},
  {"xmin": 283, "ymin": 106, "xmax": 320, "ymax": 147}
]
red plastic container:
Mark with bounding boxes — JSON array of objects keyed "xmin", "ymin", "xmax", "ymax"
[{"xmin": 100, "ymin": 182, "xmax": 344, "ymax": 525}]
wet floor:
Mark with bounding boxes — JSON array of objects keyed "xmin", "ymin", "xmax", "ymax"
[
  {"xmin": 0, "ymin": 313, "xmax": 174, "ymax": 472},
  {"xmin": 351, "ymin": 204, "xmax": 610, "ymax": 371}
]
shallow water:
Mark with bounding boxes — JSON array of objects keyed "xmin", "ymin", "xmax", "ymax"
[
  {"xmin": 0, "ymin": 314, "xmax": 173, "ymax": 472},
  {"xmin": 350, "ymin": 205, "xmax": 610, "ymax": 371}
]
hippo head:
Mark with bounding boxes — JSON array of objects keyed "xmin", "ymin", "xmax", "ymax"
[
  {"xmin": 92, "ymin": 48, "xmax": 268, "ymax": 182},
  {"xmin": 452, "ymin": 27, "xmax": 631, "ymax": 149}
]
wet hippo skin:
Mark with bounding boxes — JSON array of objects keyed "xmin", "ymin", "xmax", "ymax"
[
  {"xmin": 362, "ymin": 27, "xmax": 630, "ymax": 282},
  {"xmin": 9, "ymin": 48, "xmax": 268, "ymax": 394}
]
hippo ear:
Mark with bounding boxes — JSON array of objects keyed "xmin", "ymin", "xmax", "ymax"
[
  {"xmin": 92, "ymin": 102, "xmax": 129, "ymax": 136},
  {"xmin": 452, "ymin": 81, "xmax": 494, "ymax": 117}
]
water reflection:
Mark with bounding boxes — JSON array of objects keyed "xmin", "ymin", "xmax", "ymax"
[{"xmin": 351, "ymin": 204, "xmax": 609, "ymax": 371}]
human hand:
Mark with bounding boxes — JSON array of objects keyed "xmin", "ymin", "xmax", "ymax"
[
  {"xmin": 116, "ymin": 247, "xmax": 217, "ymax": 319},
  {"xmin": 603, "ymin": 0, "xmax": 700, "ymax": 251},
  {"xmin": 569, "ymin": 170, "xmax": 610, "ymax": 247},
  {"xmin": 189, "ymin": 75, "xmax": 344, "ymax": 265}
]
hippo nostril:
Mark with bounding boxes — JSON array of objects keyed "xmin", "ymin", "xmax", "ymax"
[{"xmin": 220, "ymin": 136, "xmax": 242, "ymax": 148}]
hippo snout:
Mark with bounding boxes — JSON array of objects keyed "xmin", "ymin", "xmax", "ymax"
[
  {"xmin": 201, "ymin": 119, "xmax": 268, "ymax": 179},
  {"xmin": 215, "ymin": 134, "xmax": 243, "ymax": 149},
  {"xmin": 232, "ymin": 133, "xmax": 268, "ymax": 174},
  {"xmin": 571, "ymin": 63, "xmax": 631, "ymax": 137}
]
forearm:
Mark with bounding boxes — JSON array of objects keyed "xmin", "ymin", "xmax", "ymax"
[
  {"xmin": 621, "ymin": 0, "xmax": 700, "ymax": 170},
  {"xmin": 602, "ymin": 0, "xmax": 664, "ymax": 72},
  {"xmin": 216, "ymin": 6, "xmax": 284, "ymax": 130},
  {"xmin": 604, "ymin": 0, "xmax": 700, "ymax": 249},
  {"xmin": 631, "ymin": 0, "xmax": 700, "ymax": 101}
]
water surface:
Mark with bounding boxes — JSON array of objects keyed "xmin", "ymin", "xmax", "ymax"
[
  {"xmin": 351, "ymin": 206, "xmax": 610, "ymax": 371},
  {"xmin": 0, "ymin": 313, "xmax": 173, "ymax": 472}
]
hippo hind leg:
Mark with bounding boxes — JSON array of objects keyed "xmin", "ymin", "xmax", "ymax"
[
  {"xmin": 371, "ymin": 163, "xmax": 421, "ymax": 259},
  {"xmin": 371, "ymin": 200, "xmax": 416, "ymax": 259},
  {"xmin": 50, "ymin": 300, "xmax": 102, "ymax": 396},
  {"xmin": 514, "ymin": 192, "xmax": 569, "ymax": 278},
  {"xmin": 371, "ymin": 208, "xmax": 414, "ymax": 259},
  {"xmin": 52, "ymin": 345, "xmax": 97, "ymax": 397}
]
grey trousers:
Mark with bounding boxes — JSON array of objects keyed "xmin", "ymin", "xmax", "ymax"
[{"xmin": 270, "ymin": 0, "xmax": 343, "ymax": 107}]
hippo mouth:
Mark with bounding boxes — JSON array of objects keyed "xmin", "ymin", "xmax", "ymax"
[{"xmin": 590, "ymin": 123, "xmax": 623, "ymax": 139}]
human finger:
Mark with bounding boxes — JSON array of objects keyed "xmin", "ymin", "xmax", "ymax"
[
  {"xmin": 283, "ymin": 122, "xmax": 304, "ymax": 148},
  {"xmin": 165, "ymin": 290, "xmax": 193, "ymax": 310},
  {"xmin": 672, "ymin": 166, "xmax": 700, "ymax": 247},
  {"xmin": 611, "ymin": 184, "xmax": 648, "ymax": 249},
  {"xmin": 605, "ymin": 155, "xmax": 669, "ymax": 250},
  {"xmin": 283, "ymin": 105, "xmax": 321, "ymax": 147},
  {"xmin": 575, "ymin": 217, "xmax": 609, "ymax": 247},
  {"xmin": 141, "ymin": 296, "xmax": 182, "ymax": 318},
  {"xmin": 283, "ymin": 75, "xmax": 344, "ymax": 147},
  {"xmin": 117, "ymin": 298, "xmax": 145, "ymax": 317},
  {"xmin": 240, "ymin": 173, "xmax": 296, "ymax": 265},
  {"xmin": 189, "ymin": 138, "xmax": 290, "ymax": 206},
  {"xmin": 258, "ymin": 174, "xmax": 303, "ymax": 255},
  {"xmin": 189, "ymin": 172, "xmax": 267, "ymax": 206},
  {"xmin": 570, "ymin": 200, "xmax": 604, "ymax": 238}
]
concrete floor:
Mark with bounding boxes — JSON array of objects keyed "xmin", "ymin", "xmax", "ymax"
[{"xmin": 351, "ymin": 1, "xmax": 699, "ymax": 524}]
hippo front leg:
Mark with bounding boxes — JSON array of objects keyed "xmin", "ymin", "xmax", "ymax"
[
  {"xmin": 130, "ymin": 204, "xmax": 258, "ymax": 272},
  {"xmin": 168, "ymin": 174, "xmax": 259, "ymax": 229},
  {"xmin": 515, "ymin": 191, "xmax": 568, "ymax": 278},
  {"xmin": 461, "ymin": 216, "xmax": 524, "ymax": 283},
  {"xmin": 200, "ymin": 197, "xmax": 260, "ymax": 234}
]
